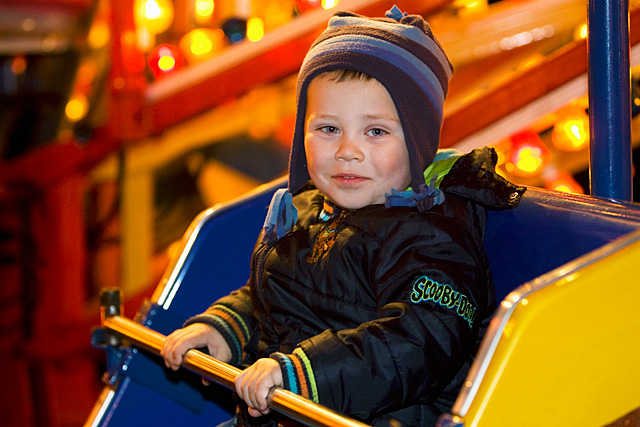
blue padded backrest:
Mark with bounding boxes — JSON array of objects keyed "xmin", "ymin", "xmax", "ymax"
[
  {"xmin": 156, "ymin": 177, "xmax": 289, "ymax": 322},
  {"xmin": 485, "ymin": 187, "xmax": 640, "ymax": 301},
  {"xmin": 158, "ymin": 180, "xmax": 640, "ymax": 321}
]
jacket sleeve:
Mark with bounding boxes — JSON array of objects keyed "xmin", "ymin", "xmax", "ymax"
[
  {"xmin": 184, "ymin": 283, "xmax": 255, "ymax": 366},
  {"xmin": 271, "ymin": 207, "xmax": 495, "ymax": 420}
]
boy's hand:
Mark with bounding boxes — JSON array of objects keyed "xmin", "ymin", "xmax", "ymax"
[
  {"xmin": 161, "ymin": 323, "xmax": 232, "ymax": 370},
  {"xmin": 235, "ymin": 358, "xmax": 283, "ymax": 417}
]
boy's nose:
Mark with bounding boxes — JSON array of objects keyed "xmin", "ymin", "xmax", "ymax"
[{"xmin": 335, "ymin": 136, "xmax": 364, "ymax": 162}]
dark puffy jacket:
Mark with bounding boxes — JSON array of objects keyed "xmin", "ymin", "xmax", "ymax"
[{"xmin": 187, "ymin": 147, "xmax": 525, "ymax": 426}]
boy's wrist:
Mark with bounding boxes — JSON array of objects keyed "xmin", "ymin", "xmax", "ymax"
[
  {"xmin": 270, "ymin": 349, "xmax": 319, "ymax": 403},
  {"xmin": 185, "ymin": 304, "xmax": 250, "ymax": 366}
]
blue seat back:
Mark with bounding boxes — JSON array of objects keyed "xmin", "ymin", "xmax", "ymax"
[
  {"xmin": 154, "ymin": 178, "xmax": 289, "ymax": 319},
  {"xmin": 485, "ymin": 187, "xmax": 640, "ymax": 300}
]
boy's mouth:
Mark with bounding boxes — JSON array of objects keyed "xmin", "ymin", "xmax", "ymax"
[{"xmin": 332, "ymin": 174, "xmax": 368, "ymax": 185}]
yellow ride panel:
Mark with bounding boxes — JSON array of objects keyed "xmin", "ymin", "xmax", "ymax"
[{"xmin": 459, "ymin": 229, "xmax": 640, "ymax": 427}]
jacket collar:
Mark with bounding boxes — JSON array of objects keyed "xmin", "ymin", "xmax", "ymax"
[{"xmin": 439, "ymin": 146, "xmax": 526, "ymax": 208}]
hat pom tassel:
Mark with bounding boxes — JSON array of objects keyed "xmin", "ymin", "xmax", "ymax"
[{"xmin": 385, "ymin": 5, "xmax": 408, "ymax": 21}]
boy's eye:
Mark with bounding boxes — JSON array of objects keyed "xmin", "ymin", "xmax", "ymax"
[
  {"xmin": 320, "ymin": 125, "xmax": 339, "ymax": 134},
  {"xmin": 367, "ymin": 128, "xmax": 388, "ymax": 137}
]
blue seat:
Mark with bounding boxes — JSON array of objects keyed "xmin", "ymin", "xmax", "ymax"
[
  {"xmin": 87, "ymin": 178, "xmax": 640, "ymax": 427},
  {"xmin": 485, "ymin": 187, "xmax": 640, "ymax": 300}
]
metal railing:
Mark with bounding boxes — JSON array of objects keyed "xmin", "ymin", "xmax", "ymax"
[{"xmin": 100, "ymin": 289, "xmax": 370, "ymax": 427}]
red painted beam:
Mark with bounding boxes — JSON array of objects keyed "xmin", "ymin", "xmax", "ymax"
[
  {"xmin": 440, "ymin": 5, "xmax": 640, "ymax": 148},
  {"xmin": 0, "ymin": 129, "xmax": 121, "ymax": 189}
]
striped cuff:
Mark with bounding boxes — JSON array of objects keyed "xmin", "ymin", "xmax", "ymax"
[
  {"xmin": 270, "ymin": 348, "xmax": 319, "ymax": 403},
  {"xmin": 184, "ymin": 304, "xmax": 250, "ymax": 366}
]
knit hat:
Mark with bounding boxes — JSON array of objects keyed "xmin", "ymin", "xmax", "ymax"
[{"xmin": 288, "ymin": 5, "xmax": 453, "ymax": 195}]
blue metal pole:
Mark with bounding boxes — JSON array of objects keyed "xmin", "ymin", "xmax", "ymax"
[{"xmin": 587, "ymin": 0, "xmax": 633, "ymax": 201}]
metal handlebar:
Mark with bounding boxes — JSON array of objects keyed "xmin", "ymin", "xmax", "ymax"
[{"xmin": 100, "ymin": 289, "xmax": 370, "ymax": 427}]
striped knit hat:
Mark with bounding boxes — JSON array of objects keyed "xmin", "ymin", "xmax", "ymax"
[{"xmin": 288, "ymin": 5, "xmax": 453, "ymax": 195}]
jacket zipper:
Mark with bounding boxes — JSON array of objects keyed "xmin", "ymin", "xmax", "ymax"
[{"xmin": 253, "ymin": 242, "xmax": 272, "ymax": 312}]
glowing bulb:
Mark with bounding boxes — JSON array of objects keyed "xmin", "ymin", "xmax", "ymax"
[
  {"xmin": 157, "ymin": 54, "xmax": 175, "ymax": 70},
  {"xmin": 515, "ymin": 147, "xmax": 543, "ymax": 174},
  {"xmin": 157, "ymin": 46, "xmax": 177, "ymax": 70},
  {"xmin": 193, "ymin": 31, "xmax": 213, "ymax": 54},
  {"xmin": 196, "ymin": 0, "xmax": 214, "ymax": 17},
  {"xmin": 552, "ymin": 106, "xmax": 590, "ymax": 151},
  {"xmin": 574, "ymin": 23, "xmax": 588, "ymax": 40},
  {"xmin": 65, "ymin": 93, "xmax": 89, "ymax": 122},
  {"xmin": 148, "ymin": 43, "xmax": 184, "ymax": 78},
  {"xmin": 505, "ymin": 131, "xmax": 550, "ymax": 177},
  {"xmin": 246, "ymin": 17, "xmax": 264, "ymax": 42},
  {"xmin": 88, "ymin": 20, "xmax": 110, "ymax": 49},
  {"xmin": 454, "ymin": 0, "xmax": 488, "ymax": 15},
  {"xmin": 11, "ymin": 56, "xmax": 27, "ymax": 75},
  {"xmin": 146, "ymin": 0, "xmax": 162, "ymax": 18},
  {"xmin": 195, "ymin": 0, "xmax": 214, "ymax": 24},
  {"xmin": 134, "ymin": 0, "xmax": 174, "ymax": 34},
  {"xmin": 180, "ymin": 29, "xmax": 224, "ymax": 64},
  {"xmin": 322, "ymin": 0, "xmax": 338, "ymax": 9}
]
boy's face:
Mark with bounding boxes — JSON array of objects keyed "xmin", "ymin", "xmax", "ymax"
[{"xmin": 304, "ymin": 75, "xmax": 411, "ymax": 210}]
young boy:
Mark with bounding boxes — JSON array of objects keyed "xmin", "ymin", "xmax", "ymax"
[{"xmin": 162, "ymin": 6, "xmax": 524, "ymax": 426}]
